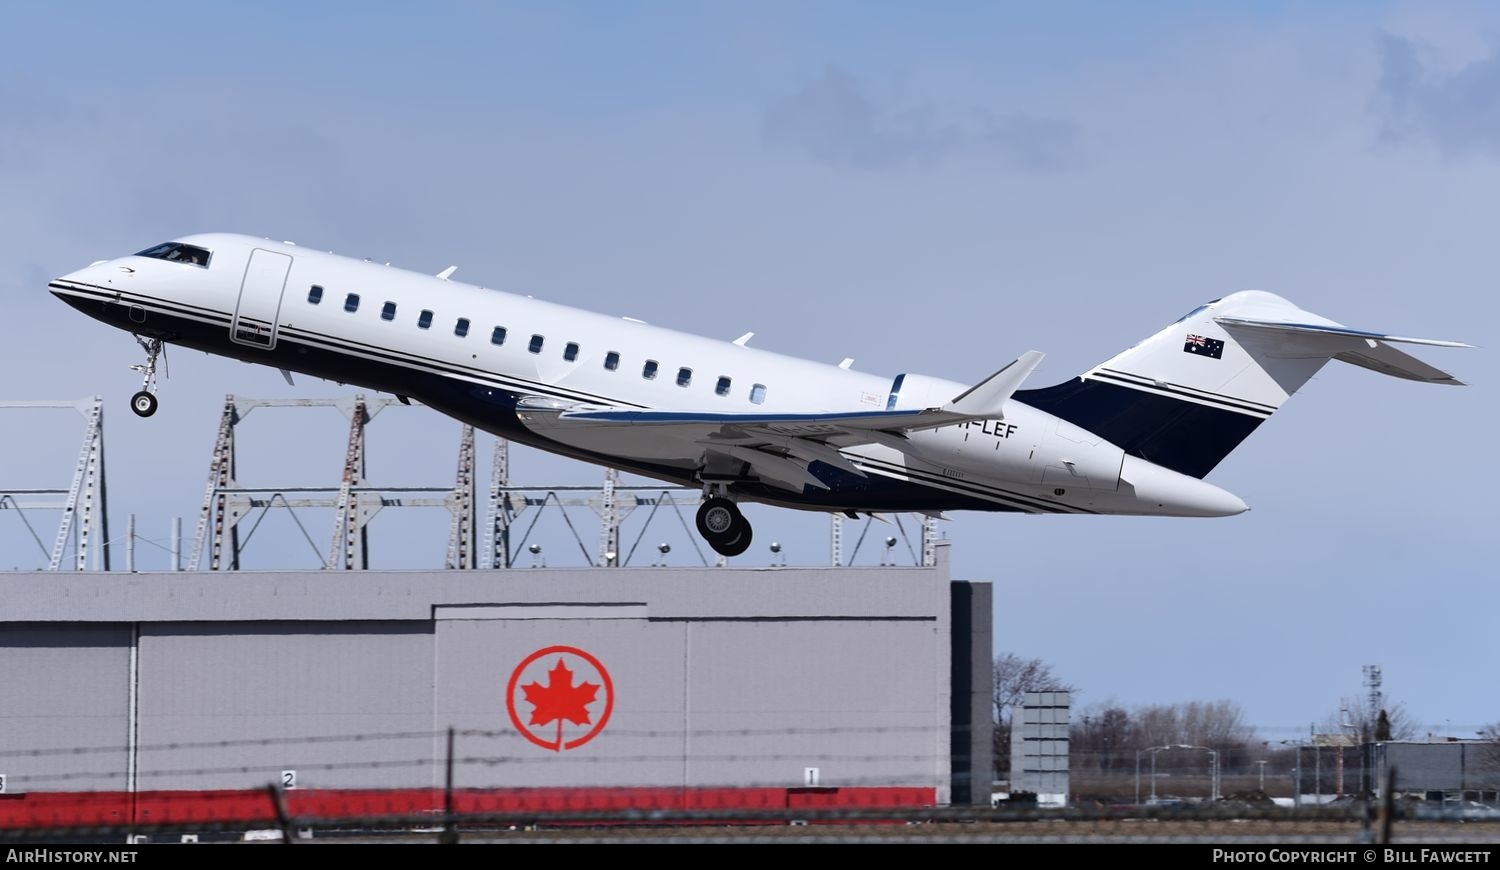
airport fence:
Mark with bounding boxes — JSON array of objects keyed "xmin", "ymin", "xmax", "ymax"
[{"xmin": 0, "ymin": 727, "xmax": 1496, "ymax": 844}]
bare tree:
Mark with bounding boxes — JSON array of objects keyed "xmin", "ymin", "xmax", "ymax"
[
  {"xmin": 1074, "ymin": 702, "xmax": 1131, "ymax": 772},
  {"xmin": 1322, "ymin": 696, "xmax": 1418, "ymax": 743},
  {"xmin": 993, "ymin": 653, "xmax": 1075, "ymax": 721},
  {"xmin": 1131, "ymin": 703, "xmax": 1181, "ymax": 751},
  {"xmin": 1129, "ymin": 700, "xmax": 1255, "ymax": 750},
  {"xmin": 993, "ymin": 653, "xmax": 1075, "ymax": 778},
  {"xmin": 1181, "ymin": 700, "xmax": 1256, "ymax": 748},
  {"xmin": 1480, "ymin": 723, "xmax": 1500, "ymax": 788}
]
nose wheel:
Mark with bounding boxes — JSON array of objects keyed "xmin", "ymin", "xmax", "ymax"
[
  {"xmin": 130, "ymin": 391, "xmax": 159, "ymax": 418},
  {"xmin": 129, "ymin": 336, "xmax": 164, "ymax": 418},
  {"xmin": 696, "ymin": 496, "xmax": 753, "ymax": 558}
]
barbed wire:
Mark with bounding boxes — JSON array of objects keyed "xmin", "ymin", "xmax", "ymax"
[
  {"xmin": 0, "ymin": 801, "xmax": 1496, "ymax": 845},
  {"xmin": 0, "ymin": 723, "xmax": 976, "ymax": 762},
  {"xmin": 7, "ymin": 752, "xmax": 962, "ymax": 790}
]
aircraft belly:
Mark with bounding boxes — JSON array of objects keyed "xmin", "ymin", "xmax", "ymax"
[{"xmin": 515, "ymin": 415, "xmax": 700, "ymax": 467}]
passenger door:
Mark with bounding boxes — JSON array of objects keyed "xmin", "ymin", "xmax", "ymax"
[{"xmin": 231, "ymin": 248, "xmax": 293, "ymax": 349}]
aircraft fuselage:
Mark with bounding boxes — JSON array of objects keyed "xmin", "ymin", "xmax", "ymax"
[{"xmin": 49, "ymin": 233, "xmax": 1267, "ymax": 549}]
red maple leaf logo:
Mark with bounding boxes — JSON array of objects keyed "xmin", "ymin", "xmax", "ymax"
[
  {"xmin": 506, "ymin": 646, "xmax": 615, "ymax": 751},
  {"xmin": 522, "ymin": 659, "xmax": 599, "ymax": 748}
]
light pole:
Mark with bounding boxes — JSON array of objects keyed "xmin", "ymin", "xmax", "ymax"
[
  {"xmin": 1134, "ymin": 744, "xmax": 1217, "ymax": 804},
  {"xmin": 1257, "ymin": 759, "xmax": 1268, "ymax": 791},
  {"xmin": 1135, "ymin": 749, "xmax": 1141, "ymax": 805},
  {"xmin": 1162, "ymin": 744, "xmax": 1218, "ymax": 801},
  {"xmin": 1336, "ymin": 709, "xmax": 1362, "ymax": 797},
  {"xmin": 1315, "ymin": 741, "xmax": 1322, "ymax": 804},
  {"xmin": 1212, "ymin": 748, "xmax": 1219, "ymax": 801},
  {"xmin": 1152, "ymin": 748, "xmax": 1158, "ymax": 801},
  {"xmin": 1280, "ymin": 739, "xmax": 1305, "ymax": 808},
  {"xmin": 1134, "ymin": 747, "xmax": 1167, "ymax": 804}
]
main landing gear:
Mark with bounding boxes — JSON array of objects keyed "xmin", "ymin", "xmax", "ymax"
[
  {"xmin": 696, "ymin": 495, "xmax": 753, "ymax": 558},
  {"xmin": 129, "ymin": 335, "xmax": 164, "ymax": 418}
]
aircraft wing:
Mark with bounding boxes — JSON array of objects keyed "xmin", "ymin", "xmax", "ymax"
[{"xmin": 515, "ymin": 351, "xmax": 1044, "ymax": 493}]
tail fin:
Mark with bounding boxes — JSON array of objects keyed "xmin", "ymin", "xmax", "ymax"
[{"xmin": 1015, "ymin": 290, "xmax": 1469, "ymax": 478}]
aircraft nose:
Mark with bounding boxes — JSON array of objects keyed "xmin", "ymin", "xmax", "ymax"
[
  {"xmin": 51, "ymin": 260, "xmax": 121, "ymax": 292},
  {"xmin": 50, "ymin": 260, "xmax": 129, "ymax": 314},
  {"xmin": 1120, "ymin": 455, "xmax": 1249, "ymax": 517}
]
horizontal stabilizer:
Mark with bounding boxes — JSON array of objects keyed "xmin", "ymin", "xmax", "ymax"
[
  {"xmin": 1216, "ymin": 316, "xmax": 1470, "ymax": 385},
  {"xmin": 1214, "ymin": 317, "xmax": 1471, "ymax": 349}
]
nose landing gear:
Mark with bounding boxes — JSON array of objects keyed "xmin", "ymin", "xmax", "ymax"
[
  {"xmin": 696, "ymin": 495, "xmax": 753, "ymax": 558},
  {"xmin": 129, "ymin": 336, "xmax": 164, "ymax": 418}
]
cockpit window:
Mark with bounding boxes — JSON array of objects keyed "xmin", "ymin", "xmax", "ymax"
[{"xmin": 135, "ymin": 242, "xmax": 212, "ymax": 268}]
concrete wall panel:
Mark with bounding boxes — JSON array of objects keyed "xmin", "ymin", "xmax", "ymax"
[
  {"xmin": 0, "ymin": 624, "xmax": 131, "ymax": 792},
  {"xmin": 136, "ymin": 622, "xmax": 434, "ymax": 791}
]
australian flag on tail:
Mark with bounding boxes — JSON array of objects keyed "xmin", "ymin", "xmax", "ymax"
[{"xmin": 1183, "ymin": 334, "xmax": 1224, "ymax": 359}]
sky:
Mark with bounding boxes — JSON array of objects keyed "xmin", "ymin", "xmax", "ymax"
[{"xmin": 0, "ymin": 1, "xmax": 1495, "ymax": 742}]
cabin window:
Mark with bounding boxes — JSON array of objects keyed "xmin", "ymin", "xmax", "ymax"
[
  {"xmin": 380, "ymin": 301, "xmax": 397, "ymax": 321},
  {"xmin": 490, "ymin": 326, "xmax": 507, "ymax": 346},
  {"xmin": 344, "ymin": 293, "xmax": 360, "ymax": 313},
  {"xmin": 642, "ymin": 359, "xmax": 658, "ymax": 380},
  {"xmin": 135, "ymin": 242, "xmax": 212, "ymax": 268},
  {"xmin": 455, "ymin": 318, "xmax": 470, "ymax": 338},
  {"xmin": 715, "ymin": 376, "xmax": 732, "ymax": 397},
  {"xmin": 307, "ymin": 285, "xmax": 323, "ymax": 304},
  {"xmin": 418, "ymin": 309, "xmax": 433, "ymax": 329},
  {"xmin": 564, "ymin": 342, "xmax": 580, "ymax": 362},
  {"xmin": 676, "ymin": 367, "xmax": 692, "ymax": 387},
  {"xmin": 604, "ymin": 351, "xmax": 620, "ymax": 371},
  {"xmin": 750, "ymin": 383, "xmax": 767, "ymax": 404},
  {"xmin": 529, "ymin": 334, "xmax": 544, "ymax": 354}
]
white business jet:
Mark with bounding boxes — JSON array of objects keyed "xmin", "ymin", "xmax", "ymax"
[{"xmin": 50, "ymin": 234, "xmax": 1468, "ymax": 557}]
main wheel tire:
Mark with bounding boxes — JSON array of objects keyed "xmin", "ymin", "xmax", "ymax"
[
  {"xmin": 130, "ymin": 391, "xmax": 158, "ymax": 418},
  {"xmin": 696, "ymin": 497, "xmax": 740, "ymax": 543},
  {"xmin": 712, "ymin": 521, "xmax": 754, "ymax": 558}
]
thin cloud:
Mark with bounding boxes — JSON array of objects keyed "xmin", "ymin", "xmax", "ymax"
[
  {"xmin": 762, "ymin": 67, "xmax": 1079, "ymax": 170},
  {"xmin": 1374, "ymin": 32, "xmax": 1500, "ymax": 158}
]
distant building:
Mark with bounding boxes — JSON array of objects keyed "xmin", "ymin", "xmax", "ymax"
[
  {"xmin": 1009, "ymin": 692, "xmax": 1070, "ymax": 807},
  {"xmin": 1372, "ymin": 741, "xmax": 1499, "ymax": 804}
]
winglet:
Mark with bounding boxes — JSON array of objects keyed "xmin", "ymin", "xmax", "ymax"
[
  {"xmin": 944, "ymin": 351, "xmax": 1045, "ymax": 418},
  {"xmin": 436, "ymin": 266, "xmax": 458, "ymax": 280},
  {"xmin": 732, "ymin": 332, "xmax": 754, "ymax": 347}
]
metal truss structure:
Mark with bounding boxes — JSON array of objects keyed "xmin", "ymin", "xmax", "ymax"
[
  {"xmin": 179, "ymin": 394, "xmax": 941, "ymax": 571},
  {"xmin": 188, "ymin": 395, "xmax": 475, "ymax": 571},
  {"xmin": 0, "ymin": 397, "xmax": 109, "ymax": 571},
  {"xmin": 487, "ymin": 437, "xmax": 937, "ymax": 569}
]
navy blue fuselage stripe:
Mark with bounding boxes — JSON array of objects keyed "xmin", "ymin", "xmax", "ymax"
[
  {"xmin": 49, "ymin": 281, "xmax": 643, "ymax": 409},
  {"xmin": 564, "ymin": 408, "xmax": 927, "ymax": 424},
  {"xmin": 1015, "ymin": 378, "xmax": 1263, "ymax": 479},
  {"xmin": 1089, "ymin": 371, "xmax": 1273, "ymax": 417},
  {"xmin": 1095, "ymin": 368, "xmax": 1277, "ymax": 414},
  {"xmin": 851, "ymin": 456, "xmax": 1091, "ymax": 514}
]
